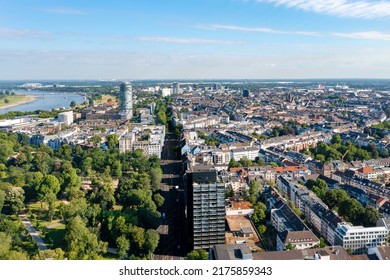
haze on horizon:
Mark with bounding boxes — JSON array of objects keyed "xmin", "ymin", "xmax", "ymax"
[{"xmin": 1, "ymin": 0, "xmax": 390, "ymax": 80}]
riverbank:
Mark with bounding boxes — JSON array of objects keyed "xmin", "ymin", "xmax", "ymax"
[{"xmin": 0, "ymin": 95, "xmax": 37, "ymax": 109}]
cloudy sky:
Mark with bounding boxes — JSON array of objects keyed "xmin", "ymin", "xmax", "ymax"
[{"xmin": 1, "ymin": 0, "xmax": 390, "ymax": 80}]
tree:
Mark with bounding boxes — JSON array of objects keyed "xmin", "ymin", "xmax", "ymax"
[
  {"xmin": 257, "ymin": 224, "xmax": 267, "ymax": 235},
  {"xmin": 331, "ymin": 134, "xmax": 342, "ymax": 145},
  {"xmin": 156, "ymin": 110, "xmax": 167, "ymax": 125},
  {"xmin": 116, "ymin": 235, "xmax": 130, "ymax": 260},
  {"xmin": 89, "ymin": 181, "xmax": 115, "ymax": 211},
  {"xmin": 46, "ymin": 192, "xmax": 57, "ymax": 222},
  {"xmin": 70, "ymin": 100, "xmax": 76, "ymax": 108},
  {"xmin": 248, "ymin": 180, "xmax": 262, "ymax": 204},
  {"xmin": 55, "ymin": 144, "xmax": 73, "ymax": 162},
  {"xmin": 65, "ymin": 216, "xmax": 107, "ymax": 260},
  {"xmin": 90, "ymin": 135, "xmax": 102, "ymax": 145},
  {"xmin": 150, "ymin": 168, "xmax": 162, "ymax": 191},
  {"xmin": 228, "ymin": 158, "xmax": 242, "ymax": 170},
  {"xmin": 153, "ymin": 193, "xmax": 165, "ymax": 208},
  {"xmin": 36, "ymin": 248, "xmax": 65, "ymax": 260},
  {"xmin": 0, "ymin": 141, "xmax": 13, "ymax": 164},
  {"xmin": 315, "ymin": 154, "xmax": 326, "ymax": 163},
  {"xmin": 187, "ymin": 249, "xmax": 208, "ymax": 260},
  {"xmin": 0, "ymin": 190, "xmax": 5, "ymax": 213},
  {"xmin": 111, "ymin": 160, "xmax": 122, "ymax": 178},
  {"xmin": 144, "ymin": 229, "xmax": 159, "ymax": 256},
  {"xmin": 252, "ymin": 202, "xmax": 266, "ymax": 224},
  {"xmin": 286, "ymin": 243, "xmax": 296, "ymax": 250},
  {"xmin": 138, "ymin": 207, "xmax": 160, "ymax": 229},
  {"xmin": 6, "ymin": 187, "xmax": 25, "ymax": 213},
  {"xmin": 323, "ymin": 189, "xmax": 349, "ymax": 209},
  {"xmin": 106, "ymin": 134, "xmax": 119, "ymax": 150},
  {"xmin": 0, "ymin": 232, "xmax": 11, "ymax": 259},
  {"xmin": 0, "ymin": 232, "xmax": 29, "ymax": 260},
  {"xmin": 36, "ymin": 174, "xmax": 60, "ymax": 208},
  {"xmin": 239, "ymin": 157, "xmax": 252, "ymax": 167},
  {"xmin": 59, "ymin": 162, "xmax": 82, "ymax": 199},
  {"xmin": 60, "ymin": 197, "xmax": 89, "ymax": 223},
  {"xmin": 305, "ymin": 179, "xmax": 317, "ymax": 190},
  {"xmin": 32, "ymin": 150, "xmax": 54, "ymax": 174},
  {"xmin": 128, "ymin": 225, "xmax": 145, "ymax": 253},
  {"xmin": 338, "ymin": 198, "xmax": 365, "ymax": 225},
  {"xmin": 363, "ymin": 206, "xmax": 380, "ymax": 227}
]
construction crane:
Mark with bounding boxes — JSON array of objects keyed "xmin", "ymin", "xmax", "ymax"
[{"xmin": 341, "ymin": 150, "xmax": 349, "ymax": 162}]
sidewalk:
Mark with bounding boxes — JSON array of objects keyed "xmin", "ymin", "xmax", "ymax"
[{"xmin": 18, "ymin": 213, "xmax": 48, "ymax": 251}]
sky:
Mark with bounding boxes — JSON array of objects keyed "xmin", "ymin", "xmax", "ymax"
[{"xmin": 1, "ymin": 0, "xmax": 390, "ymax": 80}]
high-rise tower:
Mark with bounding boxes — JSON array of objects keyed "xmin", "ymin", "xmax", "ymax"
[
  {"xmin": 120, "ymin": 82, "xmax": 133, "ymax": 120},
  {"xmin": 173, "ymin": 82, "xmax": 180, "ymax": 94},
  {"xmin": 184, "ymin": 164, "xmax": 226, "ymax": 250}
]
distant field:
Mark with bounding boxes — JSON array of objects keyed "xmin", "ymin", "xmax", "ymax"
[
  {"xmin": 95, "ymin": 94, "xmax": 118, "ymax": 105},
  {"xmin": 0, "ymin": 95, "xmax": 35, "ymax": 108}
]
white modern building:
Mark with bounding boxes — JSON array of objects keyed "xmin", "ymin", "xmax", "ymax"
[
  {"xmin": 119, "ymin": 125, "xmax": 165, "ymax": 158},
  {"xmin": 335, "ymin": 222, "xmax": 389, "ymax": 254},
  {"xmin": 160, "ymin": 88, "xmax": 172, "ymax": 97},
  {"xmin": 58, "ymin": 111, "xmax": 74, "ymax": 126}
]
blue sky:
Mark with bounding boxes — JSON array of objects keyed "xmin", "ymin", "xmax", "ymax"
[{"xmin": 1, "ymin": 0, "xmax": 390, "ymax": 79}]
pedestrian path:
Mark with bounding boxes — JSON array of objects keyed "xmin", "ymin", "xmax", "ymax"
[{"xmin": 18, "ymin": 213, "xmax": 48, "ymax": 251}]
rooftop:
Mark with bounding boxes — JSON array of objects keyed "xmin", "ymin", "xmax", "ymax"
[
  {"xmin": 253, "ymin": 246, "xmax": 350, "ymax": 260},
  {"xmin": 281, "ymin": 230, "xmax": 320, "ymax": 244},
  {"xmin": 213, "ymin": 244, "xmax": 253, "ymax": 260}
]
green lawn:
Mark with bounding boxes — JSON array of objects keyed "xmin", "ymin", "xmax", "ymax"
[
  {"xmin": 0, "ymin": 95, "xmax": 31, "ymax": 108},
  {"xmin": 27, "ymin": 201, "xmax": 63, "ymax": 228},
  {"xmin": 43, "ymin": 224, "xmax": 66, "ymax": 250}
]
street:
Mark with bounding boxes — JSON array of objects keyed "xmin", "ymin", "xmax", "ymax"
[{"xmin": 155, "ymin": 132, "xmax": 187, "ymax": 258}]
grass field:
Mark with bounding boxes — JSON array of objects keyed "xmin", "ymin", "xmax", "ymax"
[
  {"xmin": 0, "ymin": 95, "xmax": 35, "ymax": 108},
  {"xmin": 94, "ymin": 94, "xmax": 118, "ymax": 105},
  {"xmin": 43, "ymin": 224, "xmax": 66, "ymax": 250},
  {"xmin": 27, "ymin": 201, "xmax": 63, "ymax": 230}
]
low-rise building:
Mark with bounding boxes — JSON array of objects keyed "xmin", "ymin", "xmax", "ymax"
[
  {"xmin": 119, "ymin": 125, "xmax": 165, "ymax": 158},
  {"xmin": 334, "ymin": 222, "xmax": 389, "ymax": 254},
  {"xmin": 276, "ymin": 230, "xmax": 320, "ymax": 251}
]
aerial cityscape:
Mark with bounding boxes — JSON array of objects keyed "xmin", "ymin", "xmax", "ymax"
[{"xmin": 1, "ymin": 0, "xmax": 390, "ymax": 262}]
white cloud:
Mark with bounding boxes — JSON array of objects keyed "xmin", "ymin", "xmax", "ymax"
[
  {"xmin": 258, "ymin": 0, "xmax": 390, "ymax": 20},
  {"xmin": 202, "ymin": 24, "xmax": 283, "ymax": 33},
  {"xmin": 332, "ymin": 31, "xmax": 390, "ymax": 40},
  {"xmin": 197, "ymin": 24, "xmax": 321, "ymax": 36},
  {"xmin": 0, "ymin": 27, "xmax": 49, "ymax": 39},
  {"xmin": 198, "ymin": 23, "xmax": 390, "ymax": 41},
  {"xmin": 1, "ymin": 49, "xmax": 390, "ymax": 79},
  {"xmin": 43, "ymin": 7, "xmax": 87, "ymax": 15},
  {"xmin": 137, "ymin": 36, "xmax": 240, "ymax": 44}
]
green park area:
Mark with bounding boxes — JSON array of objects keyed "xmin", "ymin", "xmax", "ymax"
[{"xmin": 0, "ymin": 95, "xmax": 35, "ymax": 108}]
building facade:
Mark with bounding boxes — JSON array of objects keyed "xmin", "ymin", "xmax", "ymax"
[
  {"xmin": 58, "ymin": 111, "xmax": 74, "ymax": 126},
  {"xmin": 184, "ymin": 165, "xmax": 226, "ymax": 250},
  {"xmin": 334, "ymin": 222, "xmax": 389, "ymax": 254},
  {"xmin": 119, "ymin": 82, "xmax": 133, "ymax": 120},
  {"xmin": 119, "ymin": 125, "xmax": 165, "ymax": 158}
]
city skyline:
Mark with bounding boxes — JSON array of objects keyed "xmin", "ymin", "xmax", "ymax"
[{"xmin": 1, "ymin": 0, "xmax": 390, "ymax": 79}]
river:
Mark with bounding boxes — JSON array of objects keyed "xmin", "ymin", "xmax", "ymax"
[{"xmin": 0, "ymin": 89, "xmax": 86, "ymax": 114}]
